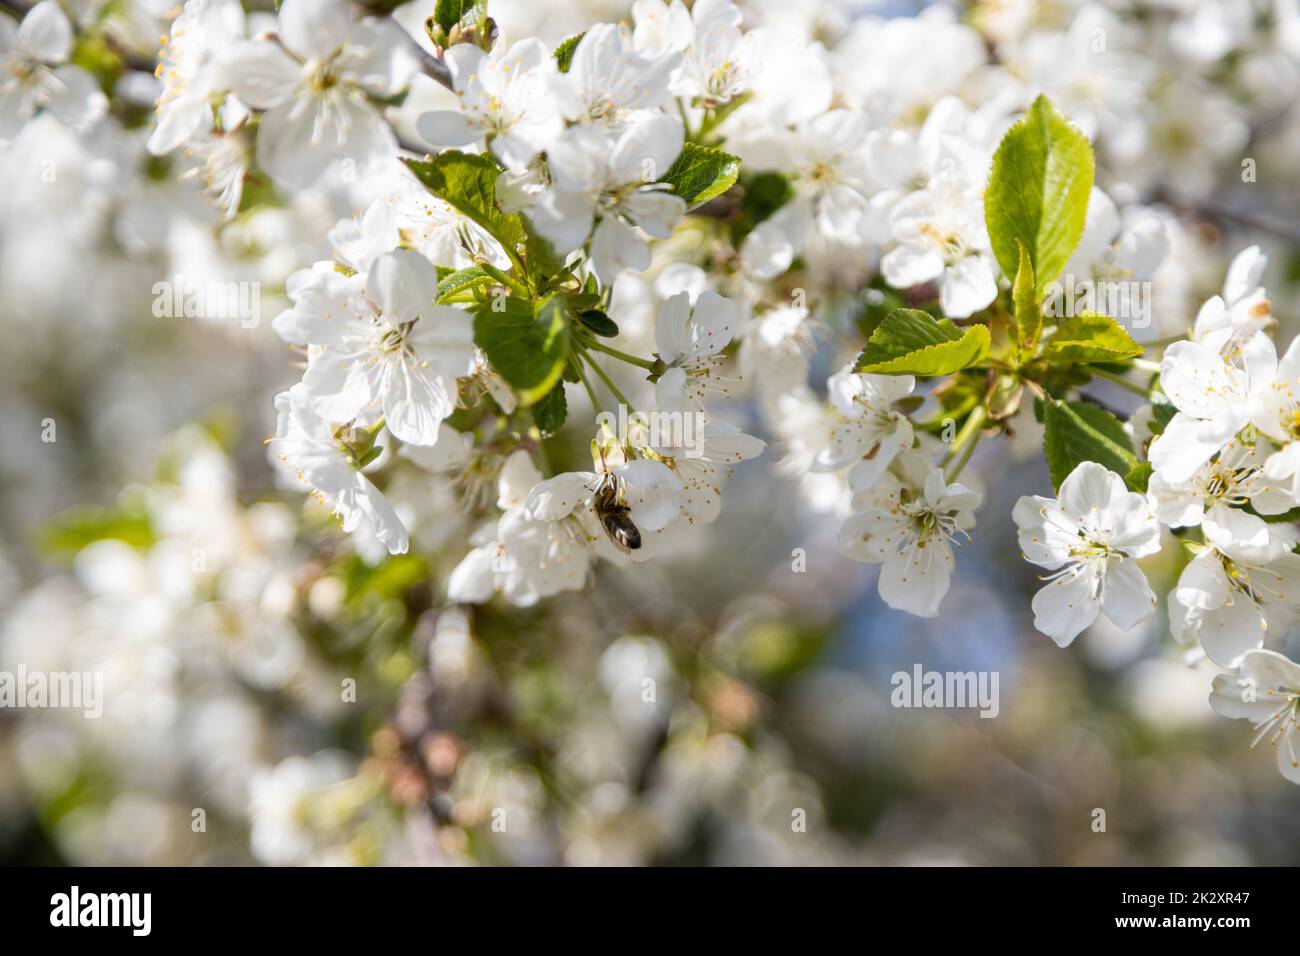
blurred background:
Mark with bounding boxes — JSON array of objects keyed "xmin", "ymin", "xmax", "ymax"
[{"xmin": 3, "ymin": 0, "xmax": 1300, "ymax": 865}]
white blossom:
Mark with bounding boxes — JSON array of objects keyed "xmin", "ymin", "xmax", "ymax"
[
  {"xmin": 1210, "ymin": 649, "xmax": 1300, "ymax": 785},
  {"xmin": 416, "ymin": 37, "xmax": 561, "ymax": 174},
  {"xmin": 839, "ymin": 454, "xmax": 981, "ymax": 618},
  {"xmin": 1013, "ymin": 462, "xmax": 1160, "ymax": 647},
  {"xmin": 0, "ymin": 0, "xmax": 107, "ymax": 141},
  {"xmin": 216, "ymin": 0, "xmax": 416, "ymax": 187},
  {"xmin": 268, "ymin": 386, "xmax": 409, "ymax": 555}
]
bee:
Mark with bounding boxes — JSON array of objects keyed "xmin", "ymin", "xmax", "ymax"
[{"xmin": 590, "ymin": 451, "xmax": 642, "ymax": 554}]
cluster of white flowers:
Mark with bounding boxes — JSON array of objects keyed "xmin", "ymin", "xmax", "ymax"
[
  {"xmin": 96, "ymin": 0, "xmax": 1300, "ymax": 785},
  {"xmin": 10, "ymin": 0, "xmax": 1300, "ymax": 866},
  {"xmin": 1008, "ymin": 247, "xmax": 1300, "ymax": 784}
]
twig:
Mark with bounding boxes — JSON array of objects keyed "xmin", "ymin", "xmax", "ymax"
[{"xmin": 409, "ymin": 38, "xmax": 454, "ymax": 92}]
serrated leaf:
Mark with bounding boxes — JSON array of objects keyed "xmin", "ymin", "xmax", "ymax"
[
  {"xmin": 532, "ymin": 382, "xmax": 568, "ymax": 436},
  {"xmin": 1042, "ymin": 312, "xmax": 1142, "ymax": 366},
  {"xmin": 662, "ymin": 142, "xmax": 740, "ymax": 208},
  {"xmin": 403, "ymin": 152, "xmax": 524, "ymax": 253},
  {"xmin": 473, "ymin": 294, "xmax": 570, "ymax": 406},
  {"xmin": 435, "ymin": 266, "xmax": 491, "ymax": 301},
  {"xmin": 1012, "ymin": 240, "xmax": 1040, "ymax": 354},
  {"xmin": 985, "ymin": 95, "xmax": 1094, "ymax": 293},
  {"xmin": 554, "ymin": 32, "xmax": 584, "ymax": 72},
  {"xmin": 854, "ymin": 308, "xmax": 991, "ymax": 376},
  {"xmin": 1042, "ymin": 399, "xmax": 1139, "ymax": 492}
]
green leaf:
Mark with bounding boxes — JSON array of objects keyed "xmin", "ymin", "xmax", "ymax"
[
  {"xmin": 403, "ymin": 153, "xmax": 569, "ymax": 288},
  {"xmin": 341, "ymin": 553, "xmax": 430, "ymax": 608},
  {"xmin": 1042, "ymin": 312, "xmax": 1142, "ymax": 366},
  {"xmin": 985, "ymin": 95, "xmax": 1095, "ymax": 293},
  {"xmin": 524, "ymin": 228, "xmax": 566, "ymax": 285},
  {"xmin": 532, "ymin": 382, "xmax": 568, "ymax": 436},
  {"xmin": 554, "ymin": 32, "xmax": 585, "ymax": 72},
  {"xmin": 432, "ymin": 0, "xmax": 487, "ymax": 35},
  {"xmin": 854, "ymin": 308, "xmax": 991, "ymax": 377},
  {"xmin": 919, "ymin": 371, "xmax": 982, "ymax": 433},
  {"xmin": 1127, "ymin": 462, "xmax": 1153, "ymax": 494},
  {"xmin": 662, "ymin": 142, "xmax": 740, "ymax": 208},
  {"xmin": 577, "ymin": 309, "xmax": 619, "ymax": 337},
  {"xmin": 1147, "ymin": 394, "xmax": 1176, "ymax": 437},
  {"xmin": 730, "ymin": 170, "xmax": 793, "ymax": 244},
  {"xmin": 435, "ymin": 266, "xmax": 491, "ymax": 301},
  {"xmin": 473, "ymin": 294, "xmax": 570, "ymax": 406},
  {"xmin": 1042, "ymin": 399, "xmax": 1139, "ymax": 492},
  {"xmin": 1012, "ymin": 240, "xmax": 1040, "ymax": 354},
  {"xmin": 39, "ymin": 506, "xmax": 155, "ymax": 556},
  {"xmin": 403, "ymin": 152, "xmax": 524, "ymax": 254}
]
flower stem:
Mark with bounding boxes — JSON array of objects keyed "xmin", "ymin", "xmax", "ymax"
[
  {"xmin": 585, "ymin": 339, "xmax": 658, "ymax": 371},
  {"xmin": 573, "ymin": 358, "xmax": 603, "ymax": 415},
  {"xmin": 477, "ymin": 260, "xmax": 530, "ymax": 298},
  {"xmin": 583, "ymin": 351, "xmax": 632, "ymax": 409},
  {"xmin": 944, "ymin": 406, "xmax": 988, "ymax": 482},
  {"xmin": 675, "ymin": 97, "xmax": 696, "ymax": 141}
]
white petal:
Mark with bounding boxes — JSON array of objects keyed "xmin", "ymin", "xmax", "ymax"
[
  {"xmin": 44, "ymin": 64, "xmax": 106, "ymax": 130},
  {"xmin": 740, "ymin": 219, "xmax": 794, "ymax": 280},
  {"xmin": 1198, "ymin": 593, "xmax": 1266, "ymax": 667},
  {"xmin": 448, "ymin": 545, "xmax": 499, "ymax": 603},
  {"xmin": 1099, "ymin": 559, "xmax": 1156, "ymax": 631},
  {"xmin": 19, "ymin": 0, "xmax": 71, "ymax": 63},
  {"xmin": 1148, "ymin": 413, "xmax": 1229, "ymax": 484},
  {"xmin": 1031, "ymin": 568, "xmax": 1100, "ymax": 647},
  {"xmin": 939, "ymin": 255, "xmax": 997, "ymax": 319},
  {"xmin": 254, "ymin": 99, "xmax": 334, "ymax": 188},
  {"xmin": 1057, "ymin": 461, "xmax": 1125, "ymax": 517},
  {"xmin": 620, "ymin": 459, "xmax": 684, "ymax": 531},
  {"xmin": 278, "ymin": 0, "xmax": 353, "ymax": 61},
  {"xmin": 497, "ymin": 450, "xmax": 543, "ymax": 510},
  {"xmin": 382, "ymin": 359, "xmax": 456, "ymax": 446},
  {"xmin": 528, "ymin": 187, "xmax": 596, "ymax": 256},
  {"xmin": 1174, "ymin": 551, "xmax": 1230, "ymax": 611},
  {"xmin": 416, "ymin": 109, "xmax": 478, "ymax": 148},
  {"xmin": 217, "ymin": 41, "xmax": 300, "ymax": 110},
  {"xmin": 368, "ymin": 249, "xmax": 438, "ymax": 325},
  {"xmin": 878, "ymin": 539, "xmax": 953, "ymax": 618},
  {"xmin": 654, "ymin": 291, "xmax": 692, "ymax": 363},
  {"xmin": 590, "ymin": 216, "xmax": 650, "ymax": 285},
  {"xmin": 881, "ymin": 242, "xmax": 944, "ymax": 289},
  {"xmin": 654, "ymin": 366, "xmax": 688, "ymax": 412},
  {"xmin": 523, "ymin": 473, "xmax": 594, "ymax": 521}
]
